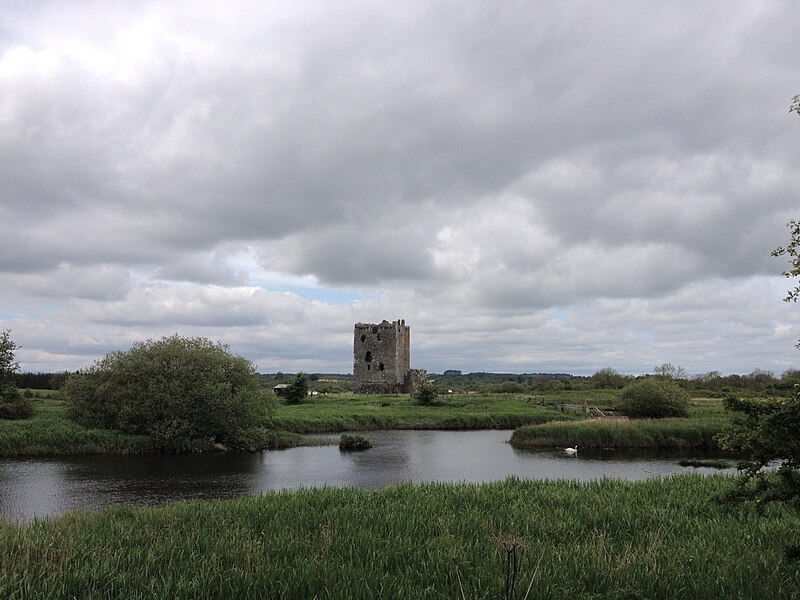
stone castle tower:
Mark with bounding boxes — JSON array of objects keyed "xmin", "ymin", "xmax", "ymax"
[{"xmin": 353, "ymin": 319, "xmax": 426, "ymax": 394}]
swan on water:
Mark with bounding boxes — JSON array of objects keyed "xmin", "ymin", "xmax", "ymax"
[{"xmin": 564, "ymin": 445, "xmax": 578, "ymax": 455}]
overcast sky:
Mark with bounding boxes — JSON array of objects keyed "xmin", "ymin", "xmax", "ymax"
[{"xmin": 1, "ymin": 1, "xmax": 799, "ymax": 376}]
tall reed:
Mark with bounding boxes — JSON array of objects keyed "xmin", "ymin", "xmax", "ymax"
[{"xmin": 0, "ymin": 476, "xmax": 797, "ymax": 599}]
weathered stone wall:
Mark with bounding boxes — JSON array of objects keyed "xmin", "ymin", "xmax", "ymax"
[{"xmin": 354, "ymin": 319, "xmax": 420, "ymax": 394}]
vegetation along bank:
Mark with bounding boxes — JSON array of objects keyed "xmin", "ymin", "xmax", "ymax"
[{"xmin": 0, "ymin": 476, "xmax": 797, "ymax": 600}]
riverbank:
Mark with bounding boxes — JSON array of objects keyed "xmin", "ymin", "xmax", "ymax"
[
  {"xmin": 0, "ymin": 393, "xmax": 579, "ymax": 456},
  {"xmin": 510, "ymin": 398, "xmax": 731, "ymax": 449},
  {"xmin": 1, "ymin": 392, "xmax": 734, "ymax": 456},
  {"xmin": 0, "ymin": 395, "xmax": 314, "ymax": 456},
  {"xmin": 0, "ymin": 475, "xmax": 796, "ymax": 599}
]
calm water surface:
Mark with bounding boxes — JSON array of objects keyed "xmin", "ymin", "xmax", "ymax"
[{"xmin": 0, "ymin": 430, "xmax": 735, "ymax": 522}]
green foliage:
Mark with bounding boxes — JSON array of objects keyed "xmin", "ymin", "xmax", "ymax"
[
  {"xmin": 0, "ymin": 477, "xmax": 798, "ymax": 599},
  {"xmin": 618, "ymin": 378, "xmax": 690, "ymax": 418},
  {"xmin": 0, "ymin": 395, "xmax": 157, "ymax": 455},
  {"xmin": 590, "ymin": 367, "xmax": 627, "ymax": 389},
  {"xmin": 717, "ymin": 389, "xmax": 800, "ymax": 559},
  {"xmin": 0, "ymin": 330, "xmax": 32, "ymax": 420},
  {"xmin": 412, "ymin": 379, "xmax": 439, "ymax": 405},
  {"xmin": 283, "ymin": 372, "xmax": 309, "ymax": 404},
  {"xmin": 773, "ymin": 219, "xmax": 800, "ymax": 346},
  {"xmin": 717, "ymin": 195, "xmax": 800, "ymax": 559},
  {"xmin": 63, "ymin": 335, "xmax": 275, "ymax": 451},
  {"xmin": 717, "ymin": 391, "xmax": 800, "ymax": 506},
  {"xmin": 339, "ymin": 434, "xmax": 372, "ymax": 451},
  {"xmin": 493, "ymin": 381, "xmax": 526, "ymax": 394}
]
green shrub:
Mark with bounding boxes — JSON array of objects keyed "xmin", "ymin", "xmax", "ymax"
[
  {"xmin": 283, "ymin": 372, "xmax": 308, "ymax": 404},
  {"xmin": 619, "ymin": 378, "xmax": 690, "ymax": 418},
  {"xmin": 339, "ymin": 434, "xmax": 372, "ymax": 451},
  {"xmin": 0, "ymin": 386, "xmax": 33, "ymax": 420},
  {"xmin": 494, "ymin": 381, "xmax": 526, "ymax": 394},
  {"xmin": 413, "ymin": 379, "xmax": 439, "ymax": 405},
  {"xmin": 63, "ymin": 335, "xmax": 275, "ymax": 451}
]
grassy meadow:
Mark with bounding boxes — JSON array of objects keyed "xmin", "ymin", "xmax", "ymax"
[
  {"xmin": 266, "ymin": 391, "xmax": 585, "ymax": 433},
  {"xmin": 1, "ymin": 389, "xmax": 739, "ymax": 455},
  {"xmin": 0, "ymin": 392, "xmax": 157, "ymax": 456},
  {"xmin": 1, "ymin": 475, "xmax": 797, "ymax": 599}
]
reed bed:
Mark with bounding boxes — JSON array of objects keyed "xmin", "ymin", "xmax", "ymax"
[
  {"xmin": 0, "ymin": 476, "xmax": 797, "ymax": 599},
  {"xmin": 510, "ymin": 416, "xmax": 727, "ymax": 449},
  {"xmin": 511, "ymin": 399, "xmax": 731, "ymax": 450}
]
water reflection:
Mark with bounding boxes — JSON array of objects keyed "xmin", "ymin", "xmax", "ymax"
[{"xmin": 0, "ymin": 430, "xmax": 737, "ymax": 522}]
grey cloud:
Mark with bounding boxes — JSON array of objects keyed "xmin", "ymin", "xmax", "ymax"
[
  {"xmin": 1, "ymin": 1, "xmax": 798, "ymax": 375},
  {"xmin": 268, "ymin": 221, "xmax": 440, "ymax": 286}
]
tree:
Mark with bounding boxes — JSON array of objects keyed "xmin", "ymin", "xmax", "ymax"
[
  {"xmin": 653, "ymin": 362, "xmax": 687, "ymax": 380},
  {"xmin": 717, "ymin": 212, "xmax": 800, "ymax": 559},
  {"xmin": 283, "ymin": 372, "xmax": 309, "ymax": 404},
  {"xmin": 618, "ymin": 378, "xmax": 690, "ymax": 418},
  {"xmin": 590, "ymin": 367, "xmax": 626, "ymax": 389},
  {"xmin": 413, "ymin": 379, "xmax": 439, "ymax": 406},
  {"xmin": 63, "ymin": 335, "xmax": 274, "ymax": 450},
  {"xmin": 772, "ymin": 218, "xmax": 800, "ymax": 347},
  {"xmin": 0, "ymin": 330, "xmax": 33, "ymax": 420}
]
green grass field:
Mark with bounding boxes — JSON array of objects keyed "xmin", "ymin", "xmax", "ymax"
[
  {"xmin": 266, "ymin": 392, "xmax": 584, "ymax": 433},
  {"xmin": 0, "ymin": 393, "xmax": 157, "ymax": 456},
  {"xmin": 1, "ymin": 391, "xmax": 733, "ymax": 455},
  {"xmin": 0, "ymin": 475, "xmax": 796, "ymax": 599}
]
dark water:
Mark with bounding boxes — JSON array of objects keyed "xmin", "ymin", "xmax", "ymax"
[{"xmin": 0, "ymin": 430, "xmax": 735, "ymax": 522}]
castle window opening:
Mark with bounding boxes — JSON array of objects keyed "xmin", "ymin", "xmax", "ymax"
[
  {"xmin": 360, "ymin": 334, "xmax": 366, "ymax": 343},
  {"xmin": 371, "ymin": 326, "xmax": 378, "ymax": 334},
  {"xmin": 378, "ymin": 363, "xmax": 385, "ymax": 371},
  {"xmin": 365, "ymin": 351, "xmax": 372, "ymax": 362}
]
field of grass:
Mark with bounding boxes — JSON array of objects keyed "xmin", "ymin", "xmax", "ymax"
[
  {"xmin": 510, "ymin": 397, "xmax": 732, "ymax": 449},
  {"xmin": 266, "ymin": 392, "xmax": 584, "ymax": 433},
  {"xmin": 0, "ymin": 394, "xmax": 158, "ymax": 456},
  {"xmin": 0, "ymin": 391, "xmax": 589, "ymax": 456},
  {"xmin": 2, "ymin": 391, "xmax": 732, "ymax": 455},
  {"xmin": 0, "ymin": 475, "xmax": 797, "ymax": 599}
]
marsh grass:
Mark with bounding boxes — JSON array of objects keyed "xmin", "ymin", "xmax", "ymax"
[
  {"xmin": 0, "ymin": 396, "xmax": 157, "ymax": 455},
  {"xmin": 511, "ymin": 398, "xmax": 731, "ymax": 449},
  {"xmin": 0, "ymin": 476, "xmax": 797, "ymax": 599}
]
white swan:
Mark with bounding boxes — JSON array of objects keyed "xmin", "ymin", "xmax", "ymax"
[{"xmin": 564, "ymin": 445, "xmax": 578, "ymax": 455}]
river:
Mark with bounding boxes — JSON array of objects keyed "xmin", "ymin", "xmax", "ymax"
[{"xmin": 0, "ymin": 429, "xmax": 736, "ymax": 522}]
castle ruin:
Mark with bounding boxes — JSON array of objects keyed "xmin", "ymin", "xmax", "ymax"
[{"xmin": 353, "ymin": 319, "xmax": 426, "ymax": 394}]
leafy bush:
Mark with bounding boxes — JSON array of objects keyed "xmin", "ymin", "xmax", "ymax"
[
  {"xmin": 0, "ymin": 389, "xmax": 34, "ymax": 420},
  {"xmin": 339, "ymin": 434, "xmax": 372, "ymax": 451},
  {"xmin": 63, "ymin": 335, "xmax": 275, "ymax": 450},
  {"xmin": 283, "ymin": 372, "xmax": 308, "ymax": 404},
  {"xmin": 494, "ymin": 381, "xmax": 526, "ymax": 394},
  {"xmin": 618, "ymin": 378, "xmax": 690, "ymax": 418},
  {"xmin": 0, "ymin": 330, "xmax": 32, "ymax": 420},
  {"xmin": 413, "ymin": 379, "xmax": 439, "ymax": 405}
]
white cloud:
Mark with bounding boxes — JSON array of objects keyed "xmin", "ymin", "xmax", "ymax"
[{"xmin": 1, "ymin": 0, "xmax": 798, "ymax": 375}]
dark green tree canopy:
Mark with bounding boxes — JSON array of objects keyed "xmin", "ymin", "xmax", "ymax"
[
  {"xmin": 64, "ymin": 335, "xmax": 274, "ymax": 450},
  {"xmin": 282, "ymin": 372, "xmax": 309, "ymax": 404},
  {"xmin": 0, "ymin": 330, "xmax": 33, "ymax": 420},
  {"xmin": 618, "ymin": 378, "xmax": 690, "ymax": 419}
]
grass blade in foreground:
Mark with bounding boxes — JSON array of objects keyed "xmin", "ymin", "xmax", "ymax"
[{"xmin": 0, "ymin": 475, "xmax": 797, "ymax": 599}]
